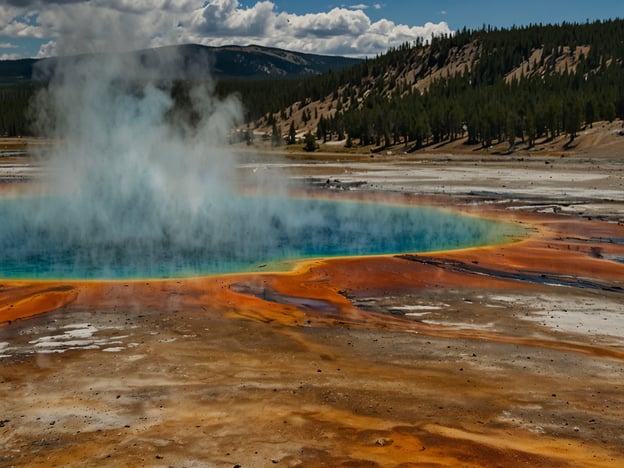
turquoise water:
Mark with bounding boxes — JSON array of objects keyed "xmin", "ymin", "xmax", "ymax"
[{"xmin": 0, "ymin": 195, "xmax": 522, "ymax": 279}]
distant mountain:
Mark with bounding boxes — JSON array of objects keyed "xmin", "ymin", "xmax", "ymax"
[
  {"xmin": 0, "ymin": 44, "xmax": 362, "ymax": 83},
  {"xmin": 187, "ymin": 44, "xmax": 362, "ymax": 78}
]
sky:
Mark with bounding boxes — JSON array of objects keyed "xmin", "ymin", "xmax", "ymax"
[{"xmin": 0, "ymin": 0, "xmax": 622, "ymax": 60}]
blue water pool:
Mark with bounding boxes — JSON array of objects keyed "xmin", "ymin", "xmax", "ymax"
[{"xmin": 0, "ymin": 195, "xmax": 522, "ymax": 279}]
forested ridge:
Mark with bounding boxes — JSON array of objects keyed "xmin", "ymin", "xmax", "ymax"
[
  {"xmin": 1, "ymin": 18, "xmax": 624, "ymax": 148},
  {"xmin": 231, "ymin": 18, "xmax": 624, "ymax": 151}
]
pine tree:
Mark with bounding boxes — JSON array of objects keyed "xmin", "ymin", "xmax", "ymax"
[
  {"xmin": 288, "ymin": 121, "xmax": 296, "ymax": 144},
  {"xmin": 303, "ymin": 132, "xmax": 317, "ymax": 152}
]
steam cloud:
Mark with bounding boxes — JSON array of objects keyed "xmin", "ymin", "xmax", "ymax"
[{"xmin": 31, "ymin": 50, "xmax": 244, "ymax": 245}]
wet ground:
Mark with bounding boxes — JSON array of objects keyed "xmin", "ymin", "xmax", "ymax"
[{"xmin": 1, "ymin": 153, "xmax": 624, "ymax": 467}]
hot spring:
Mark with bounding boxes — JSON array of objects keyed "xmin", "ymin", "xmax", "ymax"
[
  {"xmin": 0, "ymin": 51, "xmax": 523, "ymax": 280},
  {"xmin": 0, "ymin": 194, "xmax": 521, "ymax": 279}
]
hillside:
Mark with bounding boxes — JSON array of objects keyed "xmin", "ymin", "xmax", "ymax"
[{"xmin": 243, "ymin": 19, "xmax": 624, "ymax": 156}]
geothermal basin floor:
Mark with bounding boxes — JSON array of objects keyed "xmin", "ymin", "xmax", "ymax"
[{"xmin": 1, "ymin": 153, "xmax": 624, "ymax": 467}]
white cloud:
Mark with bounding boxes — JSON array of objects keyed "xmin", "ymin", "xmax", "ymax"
[
  {"xmin": 36, "ymin": 40, "xmax": 57, "ymax": 58},
  {"xmin": 0, "ymin": 0, "xmax": 452, "ymax": 58},
  {"xmin": 0, "ymin": 42, "xmax": 18, "ymax": 48},
  {"xmin": 192, "ymin": 0, "xmax": 275, "ymax": 37},
  {"xmin": 284, "ymin": 8, "xmax": 371, "ymax": 39}
]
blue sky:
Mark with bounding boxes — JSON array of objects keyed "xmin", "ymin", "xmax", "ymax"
[
  {"xmin": 268, "ymin": 1, "xmax": 623, "ymax": 30},
  {"xmin": 0, "ymin": 1, "xmax": 622, "ymax": 60}
]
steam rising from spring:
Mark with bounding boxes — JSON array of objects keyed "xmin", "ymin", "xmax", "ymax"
[
  {"xmin": 33, "ymin": 50, "xmax": 242, "ymax": 236},
  {"xmin": 0, "ymin": 49, "xmax": 519, "ymax": 279},
  {"xmin": 25, "ymin": 51, "xmax": 267, "ymax": 274}
]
